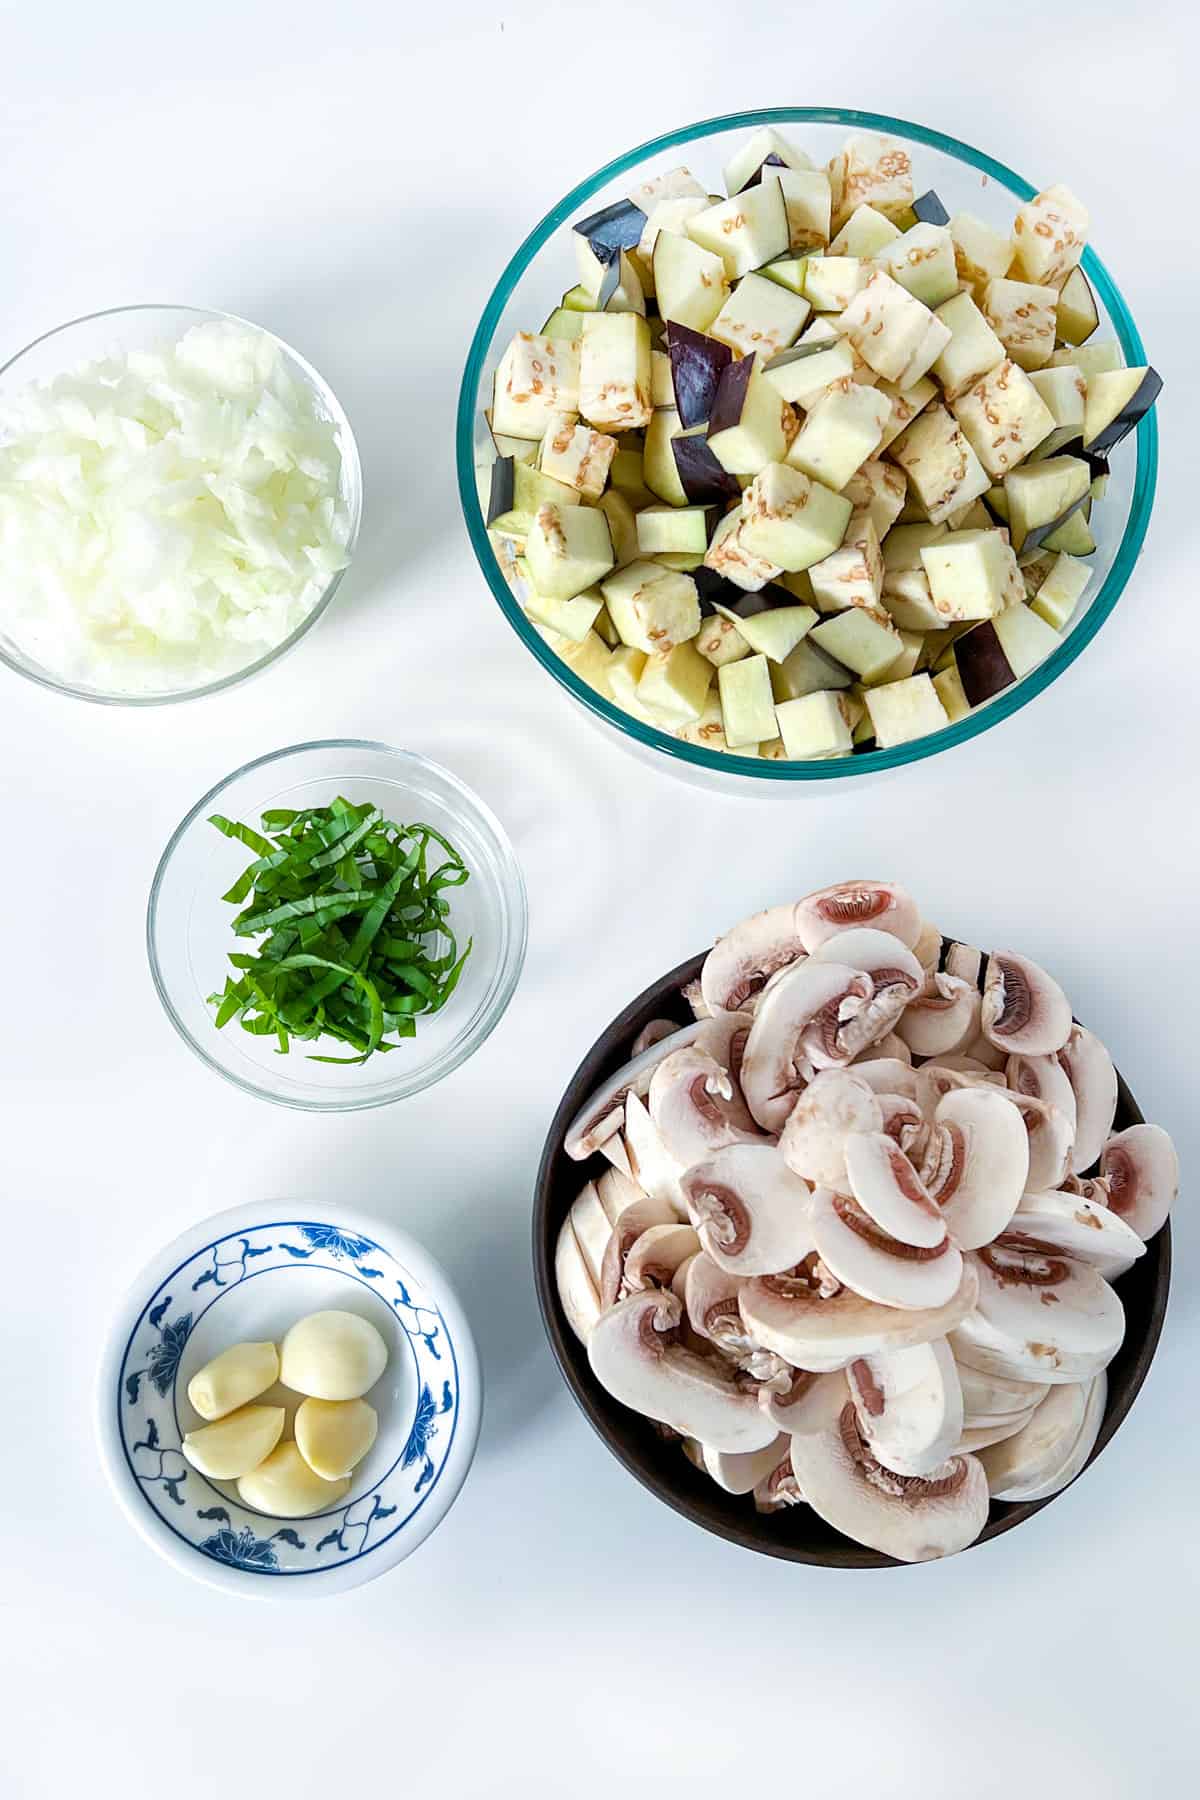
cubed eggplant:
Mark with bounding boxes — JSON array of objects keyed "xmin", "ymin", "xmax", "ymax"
[
  {"xmin": 667, "ymin": 323, "xmax": 734, "ymax": 428},
  {"xmin": 692, "ymin": 565, "xmax": 746, "ymax": 616},
  {"xmin": 1082, "ymin": 367, "xmax": 1163, "ymax": 456},
  {"xmin": 912, "ymin": 189, "xmax": 950, "ymax": 226},
  {"xmin": 672, "ymin": 429, "xmax": 743, "ymax": 504},
  {"xmin": 486, "ymin": 456, "xmax": 516, "ymax": 528},
  {"xmin": 573, "ymin": 198, "xmax": 648, "ymax": 265},
  {"xmin": 953, "ymin": 620, "xmax": 1016, "ymax": 706}
]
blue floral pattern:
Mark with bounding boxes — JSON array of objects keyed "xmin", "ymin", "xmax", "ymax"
[{"xmin": 115, "ymin": 1219, "xmax": 460, "ymax": 1579}]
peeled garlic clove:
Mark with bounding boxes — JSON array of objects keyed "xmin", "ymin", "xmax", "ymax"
[
  {"xmin": 182, "ymin": 1404, "xmax": 285, "ymax": 1480},
  {"xmin": 187, "ymin": 1340, "xmax": 279, "ymax": 1421},
  {"xmin": 295, "ymin": 1397, "xmax": 378, "ymax": 1480},
  {"xmin": 279, "ymin": 1310, "xmax": 388, "ymax": 1400},
  {"xmin": 237, "ymin": 1441, "xmax": 351, "ymax": 1517}
]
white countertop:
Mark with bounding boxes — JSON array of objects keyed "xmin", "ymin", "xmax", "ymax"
[{"xmin": 3, "ymin": 4, "xmax": 1196, "ymax": 1795}]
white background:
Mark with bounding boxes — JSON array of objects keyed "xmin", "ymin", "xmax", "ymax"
[{"xmin": 2, "ymin": 3, "xmax": 1196, "ymax": 1795}]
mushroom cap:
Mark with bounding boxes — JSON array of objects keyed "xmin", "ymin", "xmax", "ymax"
[
  {"xmin": 810, "ymin": 1186, "xmax": 963, "ymax": 1311},
  {"xmin": 843, "ymin": 1132, "xmax": 946, "ymax": 1248},
  {"xmin": 632, "ymin": 1018, "xmax": 681, "ymax": 1056},
  {"xmin": 1006, "ymin": 1052, "xmax": 1078, "ymax": 1138},
  {"xmin": 588, "ymin": 1288, "xmax": 778, "ymax": 1453},
  {"xmin": 978, "ymin": 1379, "xmax": 1091, "ymax": 1496},
  {"xmin": 555, "ymin": 1217, "xmax": 602, "ymax": 1345},
  {"xmin": 922, "ymin": 1086, "xmax": 1029, "ymax": 1250},
  {"xmin": 809, "ymin": 928, "xmax": 925, "ymax": 1056},
  {"xmin": 683, "ymin": 1252, "xmax": 756, "ymax": 1362},
  {"xmin": 740, "ymin": 1259, "xmax": 979, "ymax": 1370},
  {"xmin": 568, "ymin": 1180, "xmax": 616, "ymax": 1286},
  {"xmin": 759, "ymin": 1367, "xmax": 850, "ymax": 1435},
  {"xmin": 648, "ymin": 1045, "xmax": 760, "ymax": 1166},
  {"xmin": 913, "ymin": 920, "xmax": 945, "ymax": 974},
  {"xmin": 778, "ymin": 1069, "xmax": 883, "ymax": 1189},
  {"xmin": 741, "ymin": 959, "xmax": 873, "ymax": 1132},
  {"xmin": 950, "ymin": 1243, "xmax": 1124, "ymax": 1384},
  {"xmin": 896, "ymin": 973, "xmax": 981, "ymax": 1059},
  {"xmin": 790, "ymin": 1404, "xmax": 989, "ymax": 1562},
  {"xmin": 876, "ymin": 1091, "xmax": 928, "ymax": 1161},
  {"xmin": 1057, "ymin": 1025, "xmax": 1119, "ymax": 1176},
  {"xmin": 943, "ymin": 939, "xmax": 983, "ymax": 986},
  {"xmin": 622, "ymin": 1222, "xmax": 702, "ymax": 1291},
  {"xmin": 994, "ymin": 1372, "xmax": 1107, "ymax": 1502},
  {"xmin": 1011, "ymin": 1189, "xmax": 1146, "ymax": 1281},
  {"xmin": 701, "ymin": 903, "xmax": 808, "ymax": 1013},
  {"xmin": 681, "ymin": 1142, "xmax": 815, "ymax": 1277},
  {"xmin": 1005, "ymin": 1091, "xmax": 1074, "ymax": 1193},
  {"xmin": 849, "ymin": 1055, "xmax": 918, "ymax": 1096},
  {"xmin": 913, "ymin": 1062, "xmax": 1002, "ymax": 1117},
  {"xmin": 981, "ymin": 951, "xmax": 1073, "ymax": 1056},
  {"xmin": 794, "ymin": 880, "xmax": 922, "ymax": 953},
  {"xmin": 1100, "ymin": 1123, "xmax": 1178, "ymax": 1240},
  {"xmin": 598, "ymin": 1194, "xmax": 679, "ymax": 1307},
  {"xmin": 954, "ymin": 1411, "xmax": 1040, "ymax": 1453},
  {"xmin": 953, "ymin": 1359, "xmax": 1049, "ymax": 1421},
  {"xmin": 623, "ymin": 1092, "xmax": 689, "ymax": 1216},
  {"xmin": 697, "ymin": 1433, "xmax": 792, "ymax": 1495},
  {"xmin": 753, "ymin": 1450, "xmax": 808, "ymax": 1512},
  {"xmin": 596, "ymin": 1165, "xmax": 646, "ymax": 1225},
  {"xmin": 847, "ymin": 1339, "xmax": 965, "ymax": 1476},
  {"xmin": 565, "ymin": 1020, "xmax": 705, "ymax": 1159}
]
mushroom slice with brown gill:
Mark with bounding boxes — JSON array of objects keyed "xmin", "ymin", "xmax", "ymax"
[
  {"xmin": 809, "ymin": 1187, "xmax": 963, "ymax": 1311},
  {"xmin": 588, "ymin": 1288, "xmax": 779, "ymax": 1453},
  {"xmin": 564, "ymin": 1020, "xmax": 705, "ymax": 1160},
  {"xmin": 632, "ymin": 1018, "xmax": 682, "ymax": 1056},
  {"xmin": 741, "ymin": 960, "xmax": 873, "ymax": 1132},
  {"xmin": 555, "ymin": 1217, "xmax": 603, "ymax": 1345},
  {"xmin": 754, "ymin": 1449, "xmax": 808, "ymax": 1512},
  {"xmin": 809, "ymin": 927, "xmax": 925, "ymax": 1055},
  {"xmin": 846, "ymin": 1339, "xmax": 964, "ymax": 1477},
  {"xmin": 843, "ymin": 1132, "xmax": 945, "ymax": 1249},
  {"xmin": 1100, "ymin": 1124, "xmax": 1178, "ymax": 1241},
  {"xmin": 977, "ymin": 1378, "xmax": 1092, "ymax": 1498},
  {"xmin": 1005, "ymin": 1091, "xmax": 1074, "ymax": 1193},
  {"xmin": 949, "ymin": 1242, "xmax": 1124, "ymax": 1385},
  {"xmin": 683, "ymin": 1252, "xmax": 757, "ymax": 1364},
  {"xmin": 622, "ymin": 1223, "xmax": 702, "ymax": 1293},
  {"xmin": 875, "ymin": 1092, "xmax": 927, "ymax": 1160},
  {"xmin": 865, "ymin": 1032, "xmax": 915, "ymax": 1066},
  {"xmin": 1011, "ymin": 1189, "xmax": 1146, "ymax": 1281},
  {"xmin": 759, "ymin": 1367, "xmax": 849, "ymax": 1435},
  {"xmin": 598, "ymin": 1195, "xmax": 679, "ymax": 1307},
  {"xmin": 991, "ymin": 1372, "xmax": 1107, "ymax": 1502},
  {"xmin": 682, "ymin": 977, "xmax": 711, "ymax": 1020},
  {"xmin": 778, "ymin": 1069, "xmax": 883, "ymax": 1189},
  {"xmin": 850, "ymin": 1055, "xmax": 918, "ymax": 1096},
  {"xmin": 688, "ymin": 1433, "xmax": 792, "ymax": 1495},
  {"xmin": 700, "ymin": 902, "xmax": 809, "ymax": 1014},
  {"xmin": 1006, "ymin": 1052, "xmax": 1079, "ymax": 1140},
  {"xmin": 794, "ymin": 880, "xmax": 922, "ymax": 953},
  {"xmin": 740, "ymin": 1257, "xmax": 979, "ymax": 1371},
  {"xmin": 623, "ymin": 1093, "xmax": 688, "ymax": 1216},
  {"xmin": 681, "ymin": 1143, "xmax": 816, "ymax": 1277},
  {"xmin": 913, "ymin": 1062, "xmax": 1001, "ymax": 1118},
  {"xmin": 895, "ymin": 973, "xmax": 981, "ymax": 1059},
  {"xmin": 981, "ymin": 951, "xmax": 1073, "ymax": 1056},
  {"xmin": 649, "ymin": 1045, "xmax": 761, "ymax": 1166},
  {"xmin": 789, "ymin": 1403, "xmax": 989, "ymax": 1562},
  {"xmin": 920, "ymin": 1086, "xmax": 1030, "ymax": 1249},
  {"xmin": 1057, "ymin": 1025, "xmax": 1118, "ymax": 1175}
]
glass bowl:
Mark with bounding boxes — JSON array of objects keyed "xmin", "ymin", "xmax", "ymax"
[
  {"xmin": 457, "ymin": 108, "xmax": 1157, "ymax": 788},
  {"xmin": 0, "ymin": 304, "xmax": 362, "ymax": 705},
  {"xmin": 147, "ymin": 740, "xmax": 528, "ymax": 1111}
]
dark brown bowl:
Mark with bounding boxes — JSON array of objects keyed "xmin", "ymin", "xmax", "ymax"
[{"xmin": 533, "ymin": 951, "xmax": 1172, "ymax": 1567}]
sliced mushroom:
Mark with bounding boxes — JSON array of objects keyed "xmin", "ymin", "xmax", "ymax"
[
  {"xmin": 681, "ymin": 1143, "xmax": 815, "ymax": 1277},
  {"xmin": 919, "ymin": 1087, "xmax": 1029, "ymax": 1249},
  {"xmin": 961, "ymin": 1032, "xmax": 1009, "ymax": 1072},
  {"xmin": 994, "ymin": 1372, "xmax": 1107, "ymax": 1502},
  {"xmin": 596, "ymin": 1165, "xmax": 646, "ymax": 1224},
  {"xmin": 954, "ymin": 1411, "xmax": 1039, "ymax": 1453},
  {"xmin": 597, "ymin": 1134, "xmax": 634, "ymax": 1179},
  {"xmin": 683, "ymin": 1252, "xmax": 756, "ymax": 1363},
  {"xmin": 778, "ymin": 1069, "xmax": 883, "ymax": 1189},
  {"xmin": 943, "ymin": 940, "xmax": 983, "ymax": 986},
  {"xmin": 981, "ymin": 951, "xmax": 1073, "ymax": 1055},
  {"xmin": 913, "ymin": 920, "xmax": 944, "ymax": 974},
  {"xmin": 865, "ymin": 1032, "xmax": 914, "ymax": 1066},
  {"xmin": 588, "ymin": 1288, "xmax": 778, "ymax": 1453},
  {"xmin": 846, "ymin": 1339, "xmax": 964, "ymax": 1477},
  {"xmin": 794, "ymin": 880, "xmax": 922, "ymax": 952},
  {"xmin": 741, "ymin": 960, "xmax": 873, "ymax": 1131},
  {"xmin": 623, "ymin": 1222, "xmax": 702, "ymax": 1291},
  {"xmin": 623, "ymin": 1093, "xmax": 688, "ymax": 1216},
  {"xmin": 740, "ymin": 1258, "xmax": 979, "ymax": 1371},
  {"xmin": 810, "ymin": 1186, "xmax": 962, "ymax": 1311},
  {"xmin": 790, "ymin": 1403, "xmax": 989, "ymax": 1562},
  {"xmin": 649, "ymin": 1045, "xmax": 761, "ymax": 1165},
  {"xmin": 809, "ymin": 927, "xmax": 925, "ymax": 1055},
  {"xmin": 950, "ymin": 1242, "xmax": 1124, "ymax": 1384},
  {"xmin": 1006, "ymin": 1052, "xmax": 1078, "ymax": 1138},
  {"xmin": 1057, "ymin": 1025, "xmax": 1119, "ymax": 1175},
  {"xmin": 896, "ymin": 973, "xmax": 981, "ymax": 1058},
  {"xmin": 759, "ymin": 1367, "xmax": 849, "ymax": 1435},
  {"xmin": 632, "ymin": 1018, "xmax": 681, "ymax": 1056},
  {"xmin": 690, "ymin": 1433, "xmax": 792, "ymax": 1495},
  {"xmin": 753, "ymin": 1450, "xmax": 808, "ymax": 1512},
  {"xmin": 843, "ymin": 1133, "xmax": 945, "ymax": 1248},
  {"xmin": 564, "ymin": 1021, "xmax": 704, "ymax": 1160},
  {"xmin": 850, "ymin": 1055, "xmax": 918, "ymax": 1097},
  {"xmin": 913, "ymin": 1062, "xmax": 1000, "ymax": 1117},
  {"xmin": 555, "ymin": 1217, "xmax": 602, "ymax": 1345},
  {"xmin": 567, "ymin": 1180, "xmax": 616, "ymax": 1287},
  {"xmin": 1005, "ymin": 1091, "xmax": 1074, "ymax": 1193},
  {"xmin": 701, "ymin": 903, "xmax": 808, "ymax": 1013},
  {"xmin": 953, "ymin": 1359, "xmax": 1049, "ymax": 1422},
  {"xmin": 876, "ymin": 1092, "xmax": 927, "ymax": 1160},
  {"xmin": 1100, "ymin": 1123, "xmax": 1178, "ymax": 1240},
  {"xmin": 1011, "ymin": 1189, "xmax": 1146, "ymax": 1281},
  {"xmin": 598, "ymin": 1194, "xmax": 679, "ymax": 1307},
  {"xmin": 682, "ymin": 977, "xmax": 711, "ymax": 1019},
  {"xmin": 978, "ymin": 1380, "xmax": 1091, "ymax": 1497}
]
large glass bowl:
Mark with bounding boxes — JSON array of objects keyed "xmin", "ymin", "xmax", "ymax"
[
  {"xmin": 147, "ymin": 740, "xmax": 528, "ymax": 1111},
  {"xmin": 458, "ymin": 108, "xmax": 1157, "ymax": 788},
  {"xmin": 0, "ymin": 304, "xmax": 362, "ymax": 705}
]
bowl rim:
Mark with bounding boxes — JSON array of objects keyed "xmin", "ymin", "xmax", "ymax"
[
  {"xmin": 457, "ymin": 106, "xmax": 1159, "ymax": 782},
  {"xmin": 532, "ymin": 947, "xmax": 1172, "ymax": 1566},
  {"xmin": 94, "ymin": 1197, "xmax": 483, "ymax": 1598},
  {"xmin": 145, "ymin": 737, "xmax": 529, "ymax": 1112},
  {"xmin": 0, "ymin": 301, "xmax": 363, "ymax": 707}
]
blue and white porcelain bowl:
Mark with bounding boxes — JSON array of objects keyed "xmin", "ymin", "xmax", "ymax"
[{"xmin": 96, "ymin": 1201, "xmax": 482, "ymax": 1597}]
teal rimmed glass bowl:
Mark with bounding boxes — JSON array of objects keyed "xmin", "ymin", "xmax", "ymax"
[{"xmin": 457, "ymin": 108, "xmax": 1157, "ymax": 787}]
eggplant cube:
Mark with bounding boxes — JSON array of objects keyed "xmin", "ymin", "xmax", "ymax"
[
  {"xmin": 931, "ymin": 292, "xmax": 1005, "ymax": 399},
  {"xmin": 707, "ymin": 356, "xmax": 797, "ymax": 475},
  {"xmin": 876, "ymin": 375, "xmax": 937, "ymax": 450},
  {"xmin": 775, "ymin": 689, "xmax": 853, "ymax": 759},
  {"xmin": 951, "ymin": 360, "xmax": 1056, "ymax": 478},
  {"xmin": 653, "ymin": 231, "xmax": 730, "ymax": 333},
  {"xmin": 724, "ymin": 602, "xmax": 818, "ymax": 664},
  {"xmin": 1010, "ymin": 184, "xmax": 1089, "ymax": 289},
  {"xmin": 637, "ymin": 194, "xmax": 709, "ymax": 262},
  {"xmin": 1083, "ymin": 367, "xmax": 1163, "ymax": 455},
  {"xmin": 643, "ymin": 408, "xmax": 689, "ymax": 505},
  {"xmin": 1003, "ymin": 455, "xmax": 1091, "ymax": 552},
  {"xmin": 950, "ymin": 212, "xmax": 1012, "ymax": 298},
  {"xmin": 808, "ymin": 510, "xmax": 884, "ymax": 613},
  {"xmin": 651, "ymin": 350, "xmax": 674, "ymax": 409},
  {"xmin": 920, "ymin": 528, "xmax": 1020, "ymax": 622},
  {"xmin": 675, "ymin": 697, "xmax": 743, "ymax": 754},
  {"xmin": 524, "ymin": 586, "xmax": 605, "ymax": 643},
  {"xmin": 889, "ymin": 405, "xmax": 990, "ymax": 523},
  {"xmin": 830, "ymin": 204, "xmax": 903, "ymax": 258},
  {"xmin": 933, "ymin": 664, "xmax": 970, "ymax": 723},
  {"xmin": 764, "ymin": 338, "xmax": 856, "ymax": 408},
  {"xmin": 1030, "ymin": 551, "xmax": 1091, "ymax": 630},
  {"xmin": 770, "ymin": 635, "xmax": 854, "ymax": 700},
  {"xmin": 738, "ymin": 463, "xmax": 854, "ymax": 574},
  {"xmin": 525, "ymin": 503, "xmax": 615, "ymax": 600},
  {"xmin": 1028, "ymin": 365, "xmax": 1087, "ymax": 441},
  {"xmin": 764, "ymin": 168, "xmax": 832, "ymax": 251},
  {"xmin": 709, "ymin": 272, "xmax": 811, "ymax": 359},
  {"xmin": 1055, "ymin": 268, "xmax": 1099, "ymax": 347},
  {"xmin": 886, "ymin": 223, "xmax": 958, "ymax": 309},
  {"xmin": 627, "ymin": 165, "xmax": 709, "ymax": 212},
  {"xmin": 810, "ymin": 605, "xmax": 904, "ymax": 681},
  {"xmin": 487, "ymin": 457, "xmax": 581, "ymax": 539},
  {"xmin": 636, "ymin": 639, "xmax": 713, "ymax": 724},
  {"xmin": 786, "ymin": 379, "xmax": 891, "ymax": 491},
  {"xmin": 671, "ymin": 427, "xmax": 743, "ymax": 504},
  {"xmin": 881, "ymin": 567, "xmax": 945, "ymax": 631},
  {"xmin": 991, "ymin": 601, "xmax": 1061, "ymax": 677},
  {"xmin": 600, "ymin": 561, "xmax": 702, "ymax": 653},
  {"xmin": 538, "ymin": 414, "xmax": 618, "ymax": 500},
  {"xmin": 1048, "ymin": 342, "xmax": 1122, "ymax": 379},
  {"xmin": 666, "ymin": 323, "xmax": 733, "ymax": 428},
  {"xmin": 718, "ymin": 653, "xmax": 778, "ymax": 747},
  {"xmin": 838, "ymin": 270, "xmax": 951, "ymax": 384},
  {"xmin": 703, "ymin": 504, "xmax": 783, "ymax": 592},
  {"xmin": 492, "ymin": 332, "xmax": 581, "ymax": 441},
  {"xmin": 842, "ymin": 458, "xmax": 907, "ymax": 538},
  {"xmin": 686, "ymin": 182, "xmax": 790, "ymax": 279},
  {"xmin": 723, "ymin": 128, "xmax": 813, "ymax": 197},
  {"xmin": 864, "ymin": 673, "xmax": 950, "ymax": 747},
  {"xmin": 802, "ymin": 255, "xmax": 867, "ymax": 312},
  {"xmin": 695, "ymin": 610, "xmax": 751, "ymax": 667},
  {"xmin": 635, "ymin": 505, "xmax": 711, "ymax": 557},
  {"xmin": 827, "ymin": 133, "xmax": 913, "ymax": 233},
  {"xmin": 556, "ymin": 629, "xmax": 615, "ymax": 697},
  {"xmin": 579, "ymin": 314, "xmax": 652, "ymax": 432},
  {"xmin": 983, "ymin": 278, "xmax": 1057, "ymax": 372},
  {"xmin": 912, "ymin": 190, "xmax": 950, "ymax": 228}
]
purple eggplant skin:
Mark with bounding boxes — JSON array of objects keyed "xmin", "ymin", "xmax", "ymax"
[
  {"xmin": 726, "ymin": 583, "xmax": 796, "ymax": 620},
  {"xmin": 1020, "ymin": 494, "xmax": 1091, "ymax": 556},
  {"xmin": 911, "ymin": 189, "xmax": 950, "ymax": 226},
  {"xmin": 693, "ymin": 566, "xmax": 746, "ymax": 617},
  {"xmin": 672, "ymin": 432, "xmax": 743, "ymax": 505},
  {"xmin": 1043, "ymin": 439, "xmax": 1110, "ymax": 483},
  {"xmin": 1084, "ymin": 368, "xmax": 1163, "ymax": 457},
  {"xmin": 667, "ymin": 323, "xmax": 733, "ymax": 429},
  {"xmin": 954, "ymin": 621, "xmax": 1016, "ymax": 708},
  {"xmin": 734, "ymin": 151, "xmax": 787, "ymax": 194},
  {"xmin": 572, "ymin": 198, "xmax": 647, "ymax": 263},
  {"xmin": 486, "ymin": 457, "xmax": 516, "ymax": 526},
  {"xmin": 706, "ymin": 355, "xmax": 757, "ymax": 441}
]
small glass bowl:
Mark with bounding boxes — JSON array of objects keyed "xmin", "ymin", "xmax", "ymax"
[
  {"xmin": 0, "ymin": 304, "xmax": 362, "ymax": 705},
  {"xmin": 457, "ymin": 108, "xmax": 1158, "ymax": 789},
  {"xmin": 147, "ymin": 741, "xmax": 528, "ymax": 1111}
]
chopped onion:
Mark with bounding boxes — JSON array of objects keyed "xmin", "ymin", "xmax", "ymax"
[{"xmin": 0, "ymin": 320, "xmax": 353, "ymax": 694}]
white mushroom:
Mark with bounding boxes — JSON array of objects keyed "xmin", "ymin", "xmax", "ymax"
[
  {"xmin": 843, "ymin": 1133, "xmax": 945, "ymax": 1248},
  {"xmin": 1011, "ymin": 1189, "xmax": 1146, "ymax": 1281},
  {"xmin": 682, "ymin": 977, "xmax": 711, "ymax": 1019},
  {"xmin": 943, "ymin": 940, "xmax": 983, "ymax": 986},
  {"xmin": 739, "ymin": 1258, "xmax": 979, "ymax": 1371},
  {"xmin": 895, "ymin": 973, "xmax": 981, "ymax": 1058},
  {"xmin": 596, "ymin": 1165, "xmax": 646, "ymax": 1223},
  {"xmin": 875, "ymin": 1092, "xmax": 927, "ymax": 1160},
  {"xmin": 919, "ymin": 1086, "xmax": 1030, "ymax": 1249},
  {"xmin": 1006, "ymin": 1052, "xmax": 1079, "ymax": 1138},
  {"xmin": 981, "ymin": 951, "xmax": 1073, "ymax": 1055},
  {"xmin": 741, "ymin": 959, "xmax": 873, "ymax": 1132},
  {"xmin": 753, "ymin": 1450, "xmax": 808, "ymax": 1512},
  {"xmin": 759, "ymin": 1367, "xmax": 849, "ymax": 1435},
  {"xmin": 864, "ymin": 1032, "xmax": 914, "ymax": 1065},
  {"xmin": 587, "ymin": 1288, "xmax": 778, "ymax": 1453},
  {"xmin": 913, "ymin": 921, "xmax": 944, "ymax": 974},
  {"xmin": 790, "ymin": 1403, "xmax": 989, "ymax": 1562},
  {"xmin": 701, "ymin": 903, "xmax": 808, "ymax": 1013},
  {"xmin": 622, "ymin": 1223, "xmax": 702, "ymax": 1292},
  {"xmin": 1057, "ymin": 1025, "xmax": 1119, "ymax": 1175},
  {"xmin": 949, "ymin": 1242, "xmax": 1124, "ymax": 1384},
  {"xmin": 778, "ymin": 1069, "xmax": 883, "ymax": 1189},
  {"xmin": 689, "ymin": 1434, "xmax": 792, "ymax": 1495},
  {"xmin": 555, "ymin": 1216, "xmax": 602, "ymax": 1345},
  {"xmin": 953, "ymin": 1359, "xmax": 1049, "ymax": 1423},
  {"xmin": 992, "ymin": 1372, "xmax": 1107, "ymax": 1502},
  {"xmin": 794, "ymin": 880, "xmax": 922, "ymax": 952},
  {"xmin": 978, "ymin": 1380, "xmax": 1091, "ymax": 1497},
  {"xmin": 598, "ymin": 1194, "xmax": 679, "ymax": 1306},
  {"xmin": 809, "ymin": 927, "xmax": 925, "ymax": 1055},
  {"xmin": 681, "ymin": 1143, "xmax": 815, "ymax": 1277},
  {"xmin": 809, "ymin": 1187, "xmax": 962, "ymax": 1311},
  {"xmin": 567, "ymin": 1180, "xmax": 616, "ymax": 1288},
  {"xmin": 955, "ymin": 1411, "xmax": 1040, "ymax": 1453},
  {"xmin": 1005, "ymin": 1091, "xmax": 1074, "ymax": 1193},
  {"xmin": 849, "ymin": 1055, "xmax": 918, "ymax": 1096},
  {"xmin": 683, "ymin": 1253, "xmax": 757, "ymax": 1362},
  {"xmin": 1100, "ymin": 1124, "xmax": 1178, "ymax": 1240},
  {"xmin": 649, "ymin": 1045, "xmax": 760, "ymax": 1165},
  {"xmin": 632, "ymin": 1018, "xmax": 681, "ymax": 1056},
  {"xmin": 564, "ymin": 1021, "xmax": 705, "ymax": 1160},
  {"xmin": 846, "ymin": 1339, "xmax": 964, "ymax": 1476},
  {"xmin": 597, "ymin": 1134, "xmax": 634, "ymax": 1179},
  {"xmin": 913, "ymin": 1061, "xmax": 1001, "ymax": 1117},
  {"xmin": 623, "ymin": 1093, "xmax": 688, "ymax": 1216}
]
